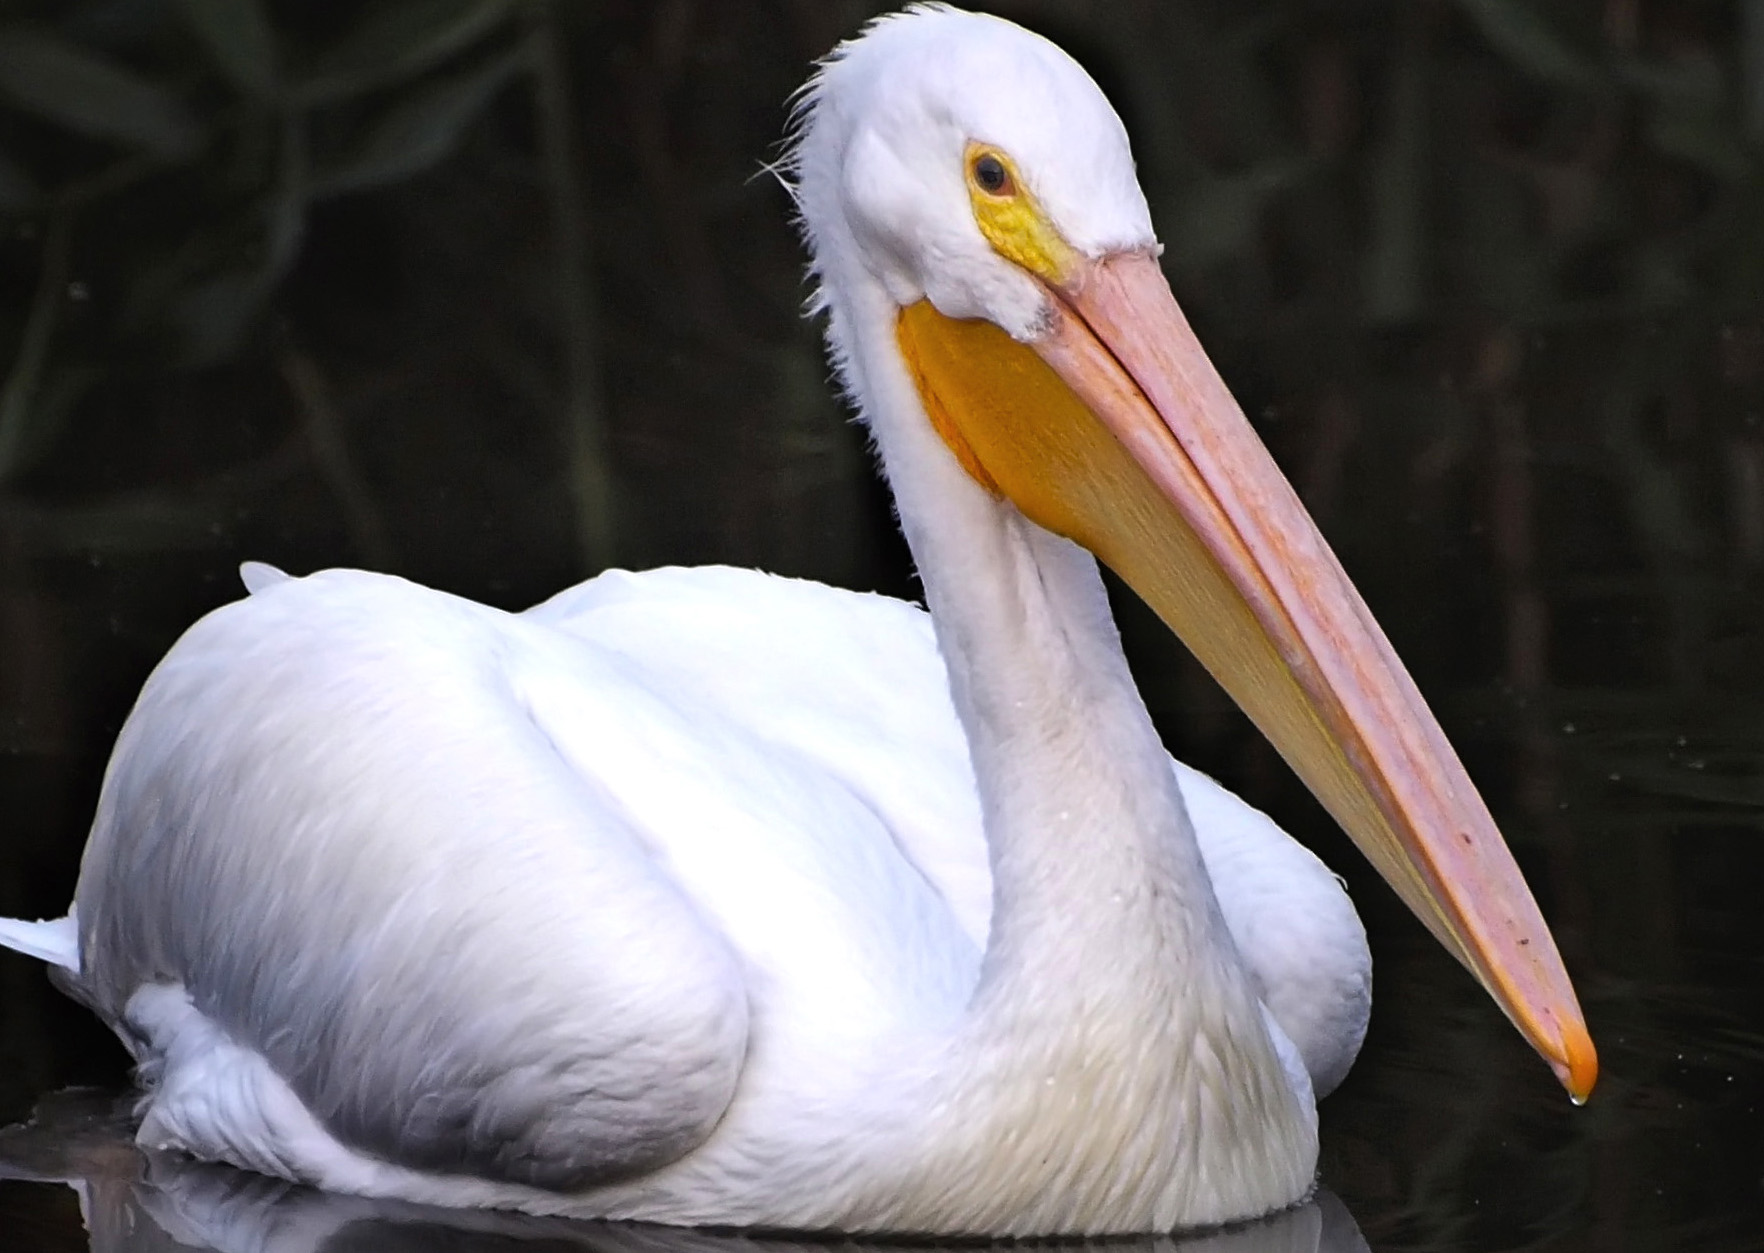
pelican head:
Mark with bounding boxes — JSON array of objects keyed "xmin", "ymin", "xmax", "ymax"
[
  {"xmin": 791, "ymin": 5, "xmax": 1596, "ymax": 1102},
  {"xmin": 792, "ymin": 5, "xmax": 1150, "ymax": 337}
]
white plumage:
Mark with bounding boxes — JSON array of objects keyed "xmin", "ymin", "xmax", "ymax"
[{"xmin": 0, "ymin": 3, "xmax": 1591, "ymax": 1237}]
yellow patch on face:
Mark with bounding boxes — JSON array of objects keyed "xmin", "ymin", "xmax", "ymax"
[{"xmin": 964, "ymin": 141, "xmax": 1079, "ymax": 286}]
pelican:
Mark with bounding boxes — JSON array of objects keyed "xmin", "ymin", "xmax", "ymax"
[{"xmin": 0, "ymin": 4, "xmax": 1593, "ymax": 1236}]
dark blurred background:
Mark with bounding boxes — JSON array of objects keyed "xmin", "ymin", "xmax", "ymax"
[{"xmin": 0, "ymin": 1, "xmax": 1760, "ymax": 1250}]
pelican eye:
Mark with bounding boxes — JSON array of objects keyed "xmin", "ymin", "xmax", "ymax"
[{"xmin": 971, "ymin": 152, "xmax": 1012, "ymax": 196}]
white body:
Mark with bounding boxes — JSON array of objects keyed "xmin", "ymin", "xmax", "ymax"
[{"xmin": 10, "ymin": 564, "xmax": 1367, "ymax": 1230}]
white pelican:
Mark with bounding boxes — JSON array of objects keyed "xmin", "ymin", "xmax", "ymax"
[{"xmin": 0, "ymin": 4, "xmax": 1593, "ymax": 1237}]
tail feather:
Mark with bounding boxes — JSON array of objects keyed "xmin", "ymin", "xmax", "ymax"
[
  {"xmin": 0, "ymin": 910, "xmax": 79, "ymax": 973},
  {"xmin": 239, "ymin": 561, "xmax": 291, "ymax": 594}
]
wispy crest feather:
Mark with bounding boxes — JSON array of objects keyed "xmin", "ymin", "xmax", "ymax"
[{"xmin": 779, "ymin": 3, "xmax": 964, "ymax": 320}]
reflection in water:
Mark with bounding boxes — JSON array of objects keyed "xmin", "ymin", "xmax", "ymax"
[{"xmin": 0, "ymin": 1092, "xmax": 1366, "ymax": 1253}]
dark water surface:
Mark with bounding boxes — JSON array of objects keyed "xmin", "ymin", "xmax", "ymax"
[{"xmin": 2, "ymin": 2, "xmax": 1762, "ymax": 1251}]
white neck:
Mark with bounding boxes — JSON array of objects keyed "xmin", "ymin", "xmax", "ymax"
[{"xmin": 806, "ymin": 282, "xmax": 1318, "ymax": 1231}]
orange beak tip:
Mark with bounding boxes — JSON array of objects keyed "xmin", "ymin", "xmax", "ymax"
[{"xmin": 1554, "ymin": 1019, "xmax": 1599, "ymax": 1105}]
